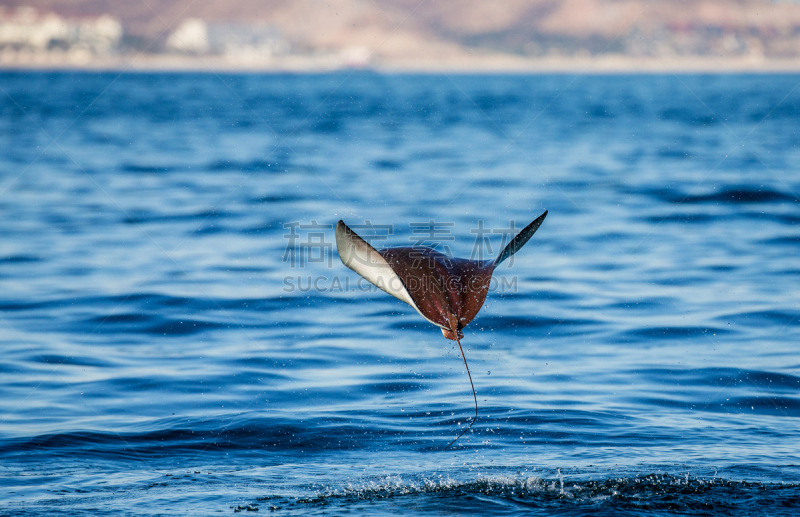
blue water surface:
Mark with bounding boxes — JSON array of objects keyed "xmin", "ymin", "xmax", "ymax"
[{"xmin": 1, "ymin": 71, "xmax": 799, "ymax": 515}]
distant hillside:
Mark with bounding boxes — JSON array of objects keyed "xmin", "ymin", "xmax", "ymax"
[{"xmin": 4, "ymin": 0, "xmax": 800, "ymax": 62}]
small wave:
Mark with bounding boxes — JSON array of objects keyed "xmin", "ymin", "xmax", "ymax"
[
  {"xmin": 121, "ymin": 164, "xmax": 180, "ymax": 174},
  {"xmin": 32, "ymin": 354, "xmax": 112, "ymax": 368},
  {"xmin": 0, "ymin": 417, "xmax": 397, "ymax": 458},
  {"xmin": 761, "ymin": 236, "xmax": 800, "ymax": 246},
  {"xmin": 475, "ymin": 316, "xmax": 594, "ymax": 331},
  {"xmin": 645, "ymin": 213, "xmax": 715, "ymax": 224},
  {"xmin": 254, "ymin": 473, "xmax": 800, "ymax": 515},
  {"xmin": 637, "ymin": 368, "xmax": 800, "ymax": 391},
  {"xmin": 650, "ymin": 187, "xmax": 799, "ymax": 205},
  {"xmin": 80, "ymin": 315, "xmax": 224, "ymax": 336},
  {"xmin": 627, "ymin": 326, "xmax": 729, "ymax": 339},
  {"xmin": 121, "ymin": 208, "xmax": 227, "ymax": 225},
  {"xmin": 359, "ymin": 381, "xmax": 428, "ymax": 394},
  {"xmin": 372, "ymin": 159, "xmax": 402, "ymax": 170},
  {"xmin": 0, "ymin": 254, "xmax": 41, "ymax": 263},
  {"xmin": 716, "ymin": 310, "xmax": 800, "ymax": 327},
  {"xmin": 207, "ymin": 158, "xmax": 292, "ymax": 173},
  {"xmin": 659, "ymin": 107, "xmax": 719, "ymax": 126},
  {"xmin": 254, "ymin": 194, "xmax": 306, "ymax": 204}
]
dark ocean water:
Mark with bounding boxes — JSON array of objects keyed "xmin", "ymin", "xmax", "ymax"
[{"xmin": 0, "ymin": 71, "xmax": 799, "ymax": 515}]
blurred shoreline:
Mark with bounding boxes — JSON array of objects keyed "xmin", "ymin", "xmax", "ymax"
[
  {"xmin": 5, "ymin": 2, "xmax": 800, "ymax": 74},
  {"xmin": 3, "ymin": 53, "xmax": 800, "ymax": 74}
]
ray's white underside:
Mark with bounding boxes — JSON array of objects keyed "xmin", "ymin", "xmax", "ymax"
[{"xmin": 335, "ymin": 221, "xmax": 444, "ymax": 329}]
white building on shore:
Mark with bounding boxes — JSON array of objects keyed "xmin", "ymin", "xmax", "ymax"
[
  {"xmin": 0, "ymin": 6, "xmax": 122, "ymax": 65},
  {"xmin": 166, "ymin": 18, "xmax": 290, "ymax": 63}
]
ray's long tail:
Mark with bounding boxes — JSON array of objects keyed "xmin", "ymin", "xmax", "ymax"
[{"xmin": 444, "ymin": 334, "xmax": 478, "ymax": 451}]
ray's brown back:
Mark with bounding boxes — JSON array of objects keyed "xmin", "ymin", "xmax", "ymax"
[{"xmin": 379, "ymin": 247, "xmax": 494, "ymax": 334}]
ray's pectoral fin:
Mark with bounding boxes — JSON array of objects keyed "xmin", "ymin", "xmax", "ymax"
[
  {"xmin": 494, "ymin": 210, "xmax": 548, "ymax": 267},
  {"xmin": 335, "ymin": 220, "xmax": 414, "ymax": 305},
  {"xmin": 335, "ymin": 220, "xmax": 440, "ymax": 327}
]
